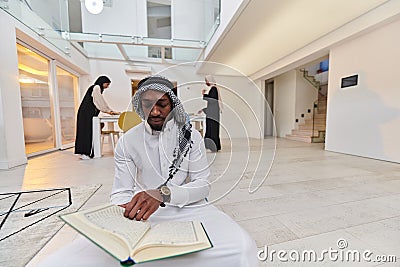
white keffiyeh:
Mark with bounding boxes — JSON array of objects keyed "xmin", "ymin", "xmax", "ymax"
[{"xmin": 132, "ymin": 75, "xmax": 192, "ymax": 184}]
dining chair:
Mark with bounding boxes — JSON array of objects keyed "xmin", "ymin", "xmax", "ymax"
[
  {"xmin": 118, "ymin": 111, "xmax": 142, "ymax": 133},
  {"xmin": 101, "ymin": 119, "xmax": 121, "ymax": 152}
]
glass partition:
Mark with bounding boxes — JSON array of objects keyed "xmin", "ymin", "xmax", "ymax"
[
  {"xmin": 56, "ymin": 66, "xmax": 78, "ymax": 146},
  {"xmin": 1, "ymin": 0, "xmax": 220, "ymax": 62},
  {"xmin": 171, "ymin": 47, "xmax": 202, "ymax": 62},
  {"xmin": 2, "ymin": 0, "xmax": 71, "ymax": 55},
  {"xmin": 83, "ymin": 42, "xmax": 125, "ymax": 60},
  {"xmin": 17, "ymin": 43, "xmax": 56, "ymax": 154}
]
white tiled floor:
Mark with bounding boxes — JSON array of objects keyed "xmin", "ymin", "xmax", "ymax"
[{"xmin": 1, "ymin": 138, "xmax": 399, "ymax": 266}]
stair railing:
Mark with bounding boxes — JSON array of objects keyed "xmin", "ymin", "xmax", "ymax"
[
  {"xmin": 299, "ymin": 68, "xmax": 320, "ymax": 90},
  {"xmin": 312, "ymin": 99, "xmax": 318, "ymax": 140},
  {"xmin": 299, "ymin": 68, "xmax": 326, "ymax": 143}
]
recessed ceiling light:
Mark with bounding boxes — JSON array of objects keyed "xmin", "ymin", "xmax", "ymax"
[{"xmin": 85, "ymin": 0, "xmax": 104, "ymax": 15}]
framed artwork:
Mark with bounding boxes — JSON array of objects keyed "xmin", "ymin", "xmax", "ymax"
[{"xmin": 341, "ymin": 75, "xmax": 358, "ymax": 88}]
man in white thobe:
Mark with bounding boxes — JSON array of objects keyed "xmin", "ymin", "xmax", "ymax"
[{"xmin": 38, "ymin": 75, "xmax": 258, "ymax": 267}]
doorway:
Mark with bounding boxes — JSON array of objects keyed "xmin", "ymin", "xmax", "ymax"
[{"xmin": 264, "ymin": 80, "xmax": 274, "ymax": 137}]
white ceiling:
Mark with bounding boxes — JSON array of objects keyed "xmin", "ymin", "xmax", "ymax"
[{"xmin": 204, "ymin": 0, "xmax": 389, "ymax": 77}]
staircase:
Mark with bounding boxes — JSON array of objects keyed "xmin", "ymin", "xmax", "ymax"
[
  {"xmin": 286, "ymin": 94, "xmax": 327, "ymax": 143},
  {"xmin": 300, "ymin": 69, "xmax": 321, "ymax": 90}
]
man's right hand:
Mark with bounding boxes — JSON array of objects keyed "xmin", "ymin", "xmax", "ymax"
[{"xmin": 122, "ymin": 190, "xmax": 163, "ymax": 221}]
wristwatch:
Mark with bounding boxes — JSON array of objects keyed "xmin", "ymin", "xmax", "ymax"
[{"xmin": 158, "ymin": 185, "xmax": 171, "ymax": 206}]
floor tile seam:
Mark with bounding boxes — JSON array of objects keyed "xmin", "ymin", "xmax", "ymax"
[
  {"xmin": 219, "ymin": 190, "xmax": 400, "ymax": 210},
  {"xmin": 342, "ymin": 223, "xmax": 400, "ymax": 256},
  {"xmin": 283, "ymin": 215, "xmax": 400, "ymax": 241},
  {"xmin": 230, "ymin": 193, "xmax": 400, "ymax": 222},
  {"xmin": 273, "ymin": 215, "xmax": 301, "ymax": 240},
  {"xmin": 253, "ymin": 215, "xmax": 400, "ymax": 248}
]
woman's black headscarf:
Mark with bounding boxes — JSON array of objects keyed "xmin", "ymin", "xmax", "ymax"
[{"xmin": 94, "ymin": 76, "xmax": 111, "ymax": 92}]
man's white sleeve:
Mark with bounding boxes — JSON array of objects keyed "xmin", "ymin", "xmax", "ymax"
[
  {"xmin": 110, "ymin": 135, "xmax": 136, "ymax": 205},
  {"xmin": 169, "ymin": 130, "xmax": 211, "ymax": 207}
]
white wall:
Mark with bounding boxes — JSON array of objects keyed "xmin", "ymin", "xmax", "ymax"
[
  {"xmin": 172, "ymin": 0, "xmax": 205, "ymax": 61},
  {"xmin": 273, "ymin": 70, "xmax": 296, "ymax": 137},
  {"xmin": 86, "ymin": 60, "xmax": 134, "ymax": 112},
  {"xmin": 295, "ymin": 69, "xmax": 318, "ymax": 124},
  {"xmin": 159, "ymin": 68, "xmax": 263, "ymax": 139},
  {"xmin": 0, "ymin": 12, "xmax": 28, "ymax": 168},
  {"xmin": 173, "ymin": 0, "xmax": 204, "ymax": 40},
  {"xmin": 326, "ymin": 18, "xmax": 400, "ymax": 163},
  {"xmin": 213, "ymin": 75, "xmax": 263, "ymax": 139}
]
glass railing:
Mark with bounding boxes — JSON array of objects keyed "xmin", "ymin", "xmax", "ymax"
[
  {"xmin": 0, "ymin": 0, "xmax": 220, "ymax": 62},
  {"xmin": 1, "ymin": 0, "xmax": 71, "ymax": 54}
]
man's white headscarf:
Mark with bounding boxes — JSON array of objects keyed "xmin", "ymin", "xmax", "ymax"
[{"xmin": 132, "ymin": 75, "xmax": 192, "ymax": 184}]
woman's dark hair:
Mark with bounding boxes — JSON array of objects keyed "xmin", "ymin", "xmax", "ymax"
[{"xmin": 94, "ymin": 76, "xmax": 111, "ymax": 90}]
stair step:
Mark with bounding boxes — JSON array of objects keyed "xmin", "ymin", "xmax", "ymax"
[
  {"xmin": 298, "ymin": 124, "xmax": 326, "ymax": 131},
  {"xmin": 313, "ymin": 113, "xmax": 326, "ymax": 119},
  {"xmin": 286, "ymin": 134, "xmax": 312, "ymax": 143},
  {"xmin": 306, "ymin": 115, "xmax": 326, "ymax": 120},
  {"xmin": 292, "ymin": 129, "xmax": 319, "ymax": 137},
  {"xmin": 305, "ymin": 119, "xmax": 326, "ymax": 124}
]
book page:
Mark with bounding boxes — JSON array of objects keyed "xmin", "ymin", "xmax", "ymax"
[
  {"xmin": 83, "ymin": 205, "xmax": 150, "ymax": 249},
  {"xmin": 138, "ymin": 221, "xmax": 198, "ymax": 248},
  {"xmin": 132, "ymin": 221, "xmax": 212, "ymax": 263}
]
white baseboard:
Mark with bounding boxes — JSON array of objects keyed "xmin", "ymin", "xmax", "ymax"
[{"xmin": 0, "ymin": 157, "xmax": 27, "ymax": 169}]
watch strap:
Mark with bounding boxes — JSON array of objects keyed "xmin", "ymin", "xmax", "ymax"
[{"xmin": 158, "ymin": 185, "xmax": 171, "ymax": 206}]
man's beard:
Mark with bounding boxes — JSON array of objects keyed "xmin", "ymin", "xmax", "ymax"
[
  {"xmin": 147, "ymin": 114, "xmax": 172, "ymax": 131},
  {"xmin": 149, "ymin": 122, "xmax": 163, "ymax": 131}
]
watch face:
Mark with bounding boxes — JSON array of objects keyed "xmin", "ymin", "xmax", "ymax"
[{"xmin": 160, "ymin": 186, "xmax": 171, "ymax": 196}]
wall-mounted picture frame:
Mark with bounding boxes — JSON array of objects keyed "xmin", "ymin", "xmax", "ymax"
[{"xmin": 341, "ymin": 74, "xmax": 358, "ymax": 88}]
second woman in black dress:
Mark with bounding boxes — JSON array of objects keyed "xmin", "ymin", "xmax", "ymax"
[{"xmin": 201, "ymin": 75, "xmax": 222, "ymax": 152}]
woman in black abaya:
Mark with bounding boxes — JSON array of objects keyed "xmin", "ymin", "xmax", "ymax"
[
  {"xmin": 74, "ymin": 76, "xmax": 119, "ymax": 159},
  {"xmin": 200, "ymin": 75, "xmax": 222, "ymax": 152}
]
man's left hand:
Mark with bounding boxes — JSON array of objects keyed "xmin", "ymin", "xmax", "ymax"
[{"xmin": 123, "ymin": 190, "xmax": 162, "ymax": 221}]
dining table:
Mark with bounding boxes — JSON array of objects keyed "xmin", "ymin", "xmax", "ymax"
[{"xmin": 92, "ymin": 114, "xmax": 120, "ymax": 158}]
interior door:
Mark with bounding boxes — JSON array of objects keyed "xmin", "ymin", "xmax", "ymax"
[{"xmin": 264, "ymin": 80, "xmax": 274, "ymax": 137}]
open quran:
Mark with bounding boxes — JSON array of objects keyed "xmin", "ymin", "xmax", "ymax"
[{"xmin": 60, "ymin": 204, "xmax": 212, "ymax": 265}]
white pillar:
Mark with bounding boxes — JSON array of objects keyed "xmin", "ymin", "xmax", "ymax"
[{"xmin": 0, "ymin": 12, "xmax": 28, "ymax": 169}]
